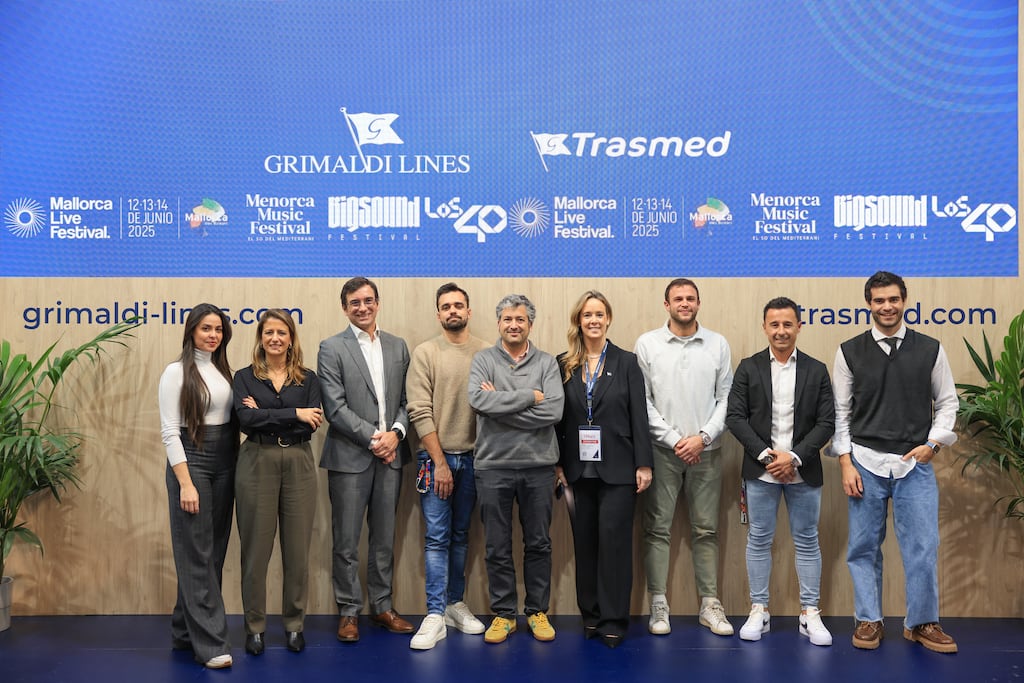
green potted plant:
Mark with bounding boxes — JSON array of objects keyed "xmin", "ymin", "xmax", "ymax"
[
  {"xmin": 957, "ymin": 309, "xmax": 1024, "ymax": 519},
  {"xmin": 0, "ymin": 321, "xmax": 138, "ymax": 630}
]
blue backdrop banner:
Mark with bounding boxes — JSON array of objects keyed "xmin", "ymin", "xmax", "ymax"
[{"xmin": 0, "ymin": 0, "xmax": 1017, "ymax": 277}]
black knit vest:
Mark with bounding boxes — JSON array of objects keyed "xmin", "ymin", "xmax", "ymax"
[{"xmin": 840, "ymin": 329, "xmax": 939, "ymax": 454}]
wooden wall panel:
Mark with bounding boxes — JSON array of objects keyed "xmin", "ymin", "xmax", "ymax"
[{"xmin": 2, "ymin": 275, "xmax": 1023, "ymax": 619}]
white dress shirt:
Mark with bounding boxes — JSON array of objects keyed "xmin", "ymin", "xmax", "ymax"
[
  {"xmin": 351, "ymin": 323, "xmax": 404, "ymax": 445},
  {"xmin": 759, "ymin": 349, "xmax": 804, "ymax": 484}
]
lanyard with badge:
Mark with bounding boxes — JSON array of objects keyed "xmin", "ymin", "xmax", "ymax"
[{"xmin": 578, "ymin": 341, "xmax": 607, "ymax": 462}]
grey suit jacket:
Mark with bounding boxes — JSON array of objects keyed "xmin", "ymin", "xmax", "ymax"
[{"xmin": 318, "ymin": 326, "xmax": 411, "ymax": 473}]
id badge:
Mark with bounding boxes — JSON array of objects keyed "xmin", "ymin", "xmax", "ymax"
[{"xmin": 578, "ymin": 426, "xmax": 602, "ymax": 462}]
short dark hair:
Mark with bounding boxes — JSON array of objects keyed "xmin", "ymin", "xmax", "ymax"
[
  {"xmin": 763, "ymin": 296, "xmax": 801, "ymax": 321},
  {"xmin": 435, "ymin": 282, "xmax": 469, "ymax": 309},
  {"xmin": 340, "ymin": 276, "xmax": 379, "ymax": 308},
  {"xmin": 864, "ymin": 271, "xmax": 906, "ymax": 302},
  {"xmin": 664, "ymin": 278, "xmax": 700, "ymax": 302}
]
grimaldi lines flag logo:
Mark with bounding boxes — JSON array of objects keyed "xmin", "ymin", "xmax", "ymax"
[{"xmin": 342, "ymin": 108, "xmax": 403, "ymax": 169}]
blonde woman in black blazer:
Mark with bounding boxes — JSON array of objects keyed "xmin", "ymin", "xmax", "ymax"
[{"xmin": 556, "ymin": 291, "xmax": 653, "ymax": 648}]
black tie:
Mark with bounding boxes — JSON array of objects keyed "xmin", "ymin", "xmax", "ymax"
[{"xmin": 883, "ymin": 337, "xmax": 898, "ymax": 359}]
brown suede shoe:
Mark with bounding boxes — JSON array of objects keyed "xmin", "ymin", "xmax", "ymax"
[
  {"xmin": 371, "ymin": 609, "xmax": 415, "ymax": 634},
  {"xmin": 903, "ymin": 622, "xmax": 958, "ymax": 654},
  {"xmin": 852, "ymin": 620, "xmax": 883, "ymax": 649},
  {"xmin": 337, "ymin": 615, "xmax": 359, "ymax": 642}
]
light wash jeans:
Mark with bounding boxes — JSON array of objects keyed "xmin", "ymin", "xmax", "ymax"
[
  {"xmin": 418, "ymin": 451, "xmax": 477, "ymax": 616},
  {"xmin": 744, "ymin": 478, "xmax": 822, "ymax": 608},
  {"xmin": 847, "ymin": 456, "xmax": 939, "ymax": 628}
]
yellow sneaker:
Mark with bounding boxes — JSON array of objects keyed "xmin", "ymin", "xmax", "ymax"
[
  {"xmin": 484, "ymin": 616, "xmax": 516, "ymax": 643},
  {"xmin": 527, "ymin": 612, "xmax": 555, "ymax": 641}
]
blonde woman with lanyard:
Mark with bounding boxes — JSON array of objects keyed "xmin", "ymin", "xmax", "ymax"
[{"xmin": 556, "ymin": 291, "xmax": 653, "ymax": 648}]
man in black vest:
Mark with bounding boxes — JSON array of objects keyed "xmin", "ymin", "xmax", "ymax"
[{"xmin": 831, "ymin": 271, "xmax": 958, "ymax": 654}]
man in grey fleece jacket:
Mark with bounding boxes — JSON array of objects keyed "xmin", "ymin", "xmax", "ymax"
[{"xmin": 468, "ymin": 294, "xmax": 564, "ymax": 644}]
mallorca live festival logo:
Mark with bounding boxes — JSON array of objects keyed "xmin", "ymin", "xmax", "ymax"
[
  {"xmin": 263, "ymin": 108, "xmax": 471, "ymax": 175},
  {"xmin": 4, "ymin": 198, "xmax": 45, "ymax": 237}
]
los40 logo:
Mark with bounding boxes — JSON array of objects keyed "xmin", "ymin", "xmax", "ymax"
[
  {"xmin": 427, "ymin": 197, "xmax": 508, "ymax": 243},
  {"xmin": 932, "ymin": 195, "xmax": 1016, "ymax": 242}
]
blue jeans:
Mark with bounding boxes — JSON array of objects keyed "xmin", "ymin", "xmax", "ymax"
[
  {"xmin": 419, "ymin": 451, "xmax": 477, "ymax": 615},
  {"xmin": 847, "ymin": 456, "xmax": 939, "ymax": 628},
  {"xmin": 745, "ymin": 478, "xmax": 822, "ymax": 608}
]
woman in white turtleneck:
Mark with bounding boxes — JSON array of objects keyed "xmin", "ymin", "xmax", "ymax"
[{"xmin": 158, "ymin": 303, "xmax": 237, "ymax": 669}]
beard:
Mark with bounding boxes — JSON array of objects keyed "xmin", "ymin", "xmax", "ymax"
[{"xmin": 442, "ymin": 316, "xmax": 468, "ymax": 331}]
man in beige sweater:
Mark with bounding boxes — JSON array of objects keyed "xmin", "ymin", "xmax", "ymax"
[{"xmin": 406, "ymin": 282, "xmax": 490, "ymax": 650}]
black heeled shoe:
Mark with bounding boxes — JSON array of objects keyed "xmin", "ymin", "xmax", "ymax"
[
  {"xmin": 602, "ymin": 634, "xmax": 623, "ymax": 649},
  {"xmin": 584, "ymin": 625, "xmax": 599, "ymax": 640},
  {"xmin": 245, "ymin": 632, "xmax": 265, "ymax": 655},
  {"xmin": 286, "ymin": 631, "xmax": 305, "ymax": 653}
]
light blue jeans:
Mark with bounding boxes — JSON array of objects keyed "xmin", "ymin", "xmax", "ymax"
[
  {"xmin": 847, "ymin": 456, "xmax": 939, "ymax": 628},
  {"xmin": 418, "ymin": 451, "xmax": 477, "ymax": 615},
  {"xmin": 745, "ymin": 478, "xmax": 822, "ymax": 608}
]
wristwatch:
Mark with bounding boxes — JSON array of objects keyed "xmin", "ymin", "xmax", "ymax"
[
  {"xmin": 700, "ymin": 431, "xmax": 712, "ymax": 448},
  {"xmin": 390, "ymin": 427, "xmax": 405, "ymax": 441},
  {"xmin": 927, "ymin": 441, "xmax": 940, "ymax": 454}
]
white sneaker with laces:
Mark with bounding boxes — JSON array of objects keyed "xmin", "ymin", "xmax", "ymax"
[
  {"xmin": 739, "ymin": 604, "xmax": 770, "ymax": 641},
  {"xmin": 444, "ymin": 601, "xmax": 485, "ymax": 635},
  {"xmin": 800, "ymin": 608, "xmax": 833, "ymax": 646},
  {"xmin": 410, "ymin": 613, "xmax": 448, "ymax": 650},
  {"xmin": 699, "ymin": 598, "xmax": 734, "ymax": 636},
  {"xmin": 648, "ymin": 600, "xmax": 671, "ymax": 635}
]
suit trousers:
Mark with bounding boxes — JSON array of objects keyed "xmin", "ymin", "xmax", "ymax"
[
  {"xmin": 327, "ymin": 459, "xmax": 402, "ymax": 616},
  {"xmin": 166, "ymin": 425, "xmax": 236, "ymax": 664},
  {"xmin": 235, "ymin": 439, "xmax": 318, "ymax": 634},
  {"xmin": 475, "ymin": 465, "xmax": 555, "ymax": 618},
  {"xmin": 569, "ymin": 478, "xmax": 636, "ymax": 638}
]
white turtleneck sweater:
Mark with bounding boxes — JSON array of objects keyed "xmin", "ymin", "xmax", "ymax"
[{"xmin": 158, "ymin": 350, "xmax": 233, "ymax": 466}]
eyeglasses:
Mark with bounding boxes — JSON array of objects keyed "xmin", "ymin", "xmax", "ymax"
[{"xmin": 347, "ymin": 297, "xmax": 378, "ymax": 309}]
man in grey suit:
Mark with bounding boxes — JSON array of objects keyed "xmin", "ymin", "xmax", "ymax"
[{"xmin": 319, "ymin": 276, "xmax": 414, "ymax": 642}]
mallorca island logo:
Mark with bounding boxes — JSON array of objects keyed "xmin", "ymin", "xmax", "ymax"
[
  {"xmin": 691, "ymin": 197, "xmax": 732, "ymax": 231},
  {"xmin": 4, "ymin": 197, "xmax": 45, "ymax": 237},
  {"xmin": 263, "ymin": 107, "xmax": 470, "ymax": 175},
  {"xmin": 509, "ymin": 198, "xmax": 550, "ymax": 237},
  {"xmin": 187, "ymin": 198, "xmax": 228, "ymax": 236}
]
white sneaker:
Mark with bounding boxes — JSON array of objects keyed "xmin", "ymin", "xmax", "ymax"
[
  {"xmin": 410, "ymin": 614, "xmax": 447, "ymax": 650},
  {"xmin": 739, "ymin": 604, "xmax": 770, "ymax": 641},
  {"xmin": 800, "ymin": 608, "xmax": 833, "ymax": 646},
  {"xmin": 204, "ymin": 654, "xmax": 232, "ymax": 669},
  {"xmin": 444, "ymin": 601, "xmax": 485, "ymax": 635},
  {"xmin": 648, "ymin": 600, "xmax": 671, "ymax": 635},
  {"xmin": 699, "ymin": 598, "xmax": 734, "ymax": 636}
]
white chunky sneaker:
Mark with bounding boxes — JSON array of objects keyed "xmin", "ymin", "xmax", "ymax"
[
  {"xmin": 699, "ymin": 598, "xmax": 734, "ymax": 636},
  {"xmin": 204, "ymin": 654, "xmax": 232, "ymax": 669},
  {"xmin": 648, "ymin": 600, "xmax": 671, "ymax": 635},
  {"xmin": 410, "ymin": 613, "xmax": 447, "ymax": 650},
  {"xmin": 444, "ymin": 601, "xmax": 485, "ymax": 635},
  {"xmin": 739, "ymin": 604, "xmax": 770, "ymax": 641},
  {"xmin": 800, "ymin": 608, "xmax": 833, "ymax": 646}
]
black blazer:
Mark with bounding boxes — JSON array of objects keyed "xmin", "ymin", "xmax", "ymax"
[
  {"xmin": 556, "ymin": 342, "xmax": 654, "ymax": 486},
  {"xmin": 725, "ymin": 349, "xmax": 834, "ymax": 487}
]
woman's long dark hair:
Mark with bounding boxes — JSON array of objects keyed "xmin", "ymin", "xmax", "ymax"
[{"xmin": 178, "ymin": 303, "xmax": 232, "ymax": 445}]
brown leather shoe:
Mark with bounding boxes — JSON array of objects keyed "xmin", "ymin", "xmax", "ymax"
[
  {"xmin": 337, "ymin": 615, "xmax": 359, "ymax": 642},
  {"xmin": 903, "ymin": 622, "xmax": 957, "ymax": 654},
  {"xmin": 852, "ymin": 620, "xmax": 883, "ymax": 649},
  {"xmin": 371, "ymin": 609, "xmax": 414, "ymax": 634}
]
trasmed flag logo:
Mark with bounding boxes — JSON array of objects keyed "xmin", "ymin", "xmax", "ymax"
[{"xmin": 4, "ymin": 198, "xmax": 45, "ymax": 237}]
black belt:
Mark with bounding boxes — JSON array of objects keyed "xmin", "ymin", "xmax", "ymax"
[{"xmin": 247, "ymin": 433, "xmax": 311, "ymax": 447}]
